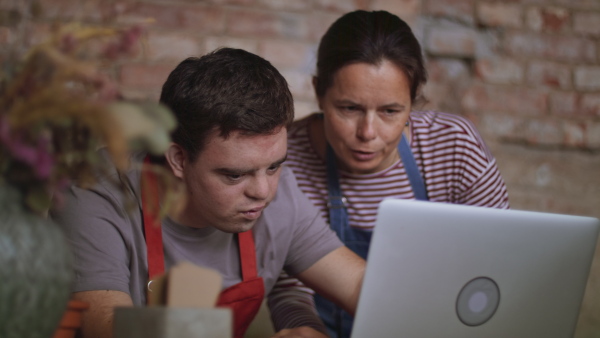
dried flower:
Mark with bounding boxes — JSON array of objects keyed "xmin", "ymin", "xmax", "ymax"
[{"xmin": 0, "ymin": 24, "xmax": 181, "ymax": 216}]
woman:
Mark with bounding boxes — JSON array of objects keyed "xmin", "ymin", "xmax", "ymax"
[{"xmin": 272, "ymin": 10, "xmax": 509, "ymax": 338}]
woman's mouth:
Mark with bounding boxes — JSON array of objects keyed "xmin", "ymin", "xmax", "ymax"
[{"xmin": 352, "ymin": 150, "xmax": 377, "ymax": 161}]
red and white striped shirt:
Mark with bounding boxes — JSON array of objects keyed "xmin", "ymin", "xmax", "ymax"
[
  {"xmin": 269, "ymin": 111, "xmax": 510, "ymax": 331},
  {"xmin": 287, "ymin": 111, "xmax": 509, "ymax": 230}
]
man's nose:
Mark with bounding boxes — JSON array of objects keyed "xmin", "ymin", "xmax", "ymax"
[{"xmin": 246, "ymin": 175, "xmax": 270, "ymax": 200}]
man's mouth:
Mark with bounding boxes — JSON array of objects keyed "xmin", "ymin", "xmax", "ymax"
[{"xmin": 241, "ymin": 205, "xmax": 265, "ymax": 220}]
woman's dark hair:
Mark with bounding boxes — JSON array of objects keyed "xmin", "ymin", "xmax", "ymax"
[
  {"xmin": 159, "ymin": 48, "xmax": 294, "ymax": 161},
  {"xmin": 314, "ymin": 10, "xmax": 427, "ymax": 104}
]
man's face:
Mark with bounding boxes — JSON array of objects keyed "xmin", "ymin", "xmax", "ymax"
[{"xmin": 176, "ymin": 127, "xmax": 287, "ymax": 233}]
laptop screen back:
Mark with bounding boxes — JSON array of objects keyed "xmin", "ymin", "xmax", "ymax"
[{"xmin": 351, "ymin": 200, "xmax": 599, "ymax": 338}]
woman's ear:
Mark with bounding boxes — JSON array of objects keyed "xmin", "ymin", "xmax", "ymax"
[{"xmin": 165, "ymin": 143, "xmax": 186, "ymax": 179}]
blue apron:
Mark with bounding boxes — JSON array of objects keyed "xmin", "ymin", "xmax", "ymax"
[{"xmin": 315, "ymin": 133, "xmax": 428, "ymax": 338}]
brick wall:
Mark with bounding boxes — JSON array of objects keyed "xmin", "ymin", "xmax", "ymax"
[{"xmin": 1, "ymin": 0, "xmax": 598, "ymax": 336}]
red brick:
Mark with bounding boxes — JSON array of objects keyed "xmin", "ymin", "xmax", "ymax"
[
  {"xmin": 549, "ymin": 91, "xmax": 579, "ymax": 116},
  {"xmin": 564, "ymin": 121, "xmax": 586, "ymax": 148},
  {"xmin": 0, "ymin": 1, "xmax": 19, "ymax": 10},
  {"xmin": 119, "ymin": 63, "xmax": 175, "ymax": 88},
  {"xmin": 421, "ymin": 83, "xmax": 448, "ymax": 111},
  {"xmin": 38, "ymin": 0, "xmax": 106, "ymax": 22},
  {"xmin": 423, "ymin": 0, "xmax": 474, "ymax": 24},
  {"xmin": 371, "ymin": 0, "xmax": 421, "ymax": 25},
  {"xmin": 280, "ymin": 69, "xmax": 314, "ymax": 101},
  {"xmin": 505, "ymin": 32, "xmax": 596, "ymax": 63},
  {"xmin": 581, "ymin": 94, "xmax": 600, "ymax": 117},
  {"xmin": 255, "ymin": 0, "xmax": 311, "ymax": 11},
  {"xmin": 118, "ymin": 87, "xmax": 161, "ymax": 103},
  {"xmin": 526, "ymin": 6, "xmax": 570, "ymax": 32},
  {"xmin": 425, "ymin": 25, "xmax": 477, "ymax": 57},
  {"xmin": 461, "ymin": 83, "xmax": 548, "ymax": 116},
  {"xmin": 226, "ymin": 9, "xmax": 308, "ymax": 39},
  {"xmin": 204, "ymin": 36, "xmax": 259, "ymax": 55},
  {"xmin": 586, "ymin": 121, "xmax": 600, "ymax": 149},
  {"xmin": 477, "ymin": 2, "xmax": 522, "ymax": 28},
  {"xmin": 527, "ymin": 61, "xmax": 571, "ymax": 89},
  {"xmin": 574, "ymin": 12, "xmax": 600, "ymax": 37},
  {"xmin": 306, "ymin": 12, "xmax": 341, "ymax": 41},
  {"xmin": 524, "ymin": 118, "xmax": 563, "ymax": 146},
  {"xmin": 26, "ymin": 22, "xmax": 52, "ymax": 47},
  {"xmin": 575, "ymin": 66, "xmax": 600, "ymax": 91},
  {"xmin": 427, "ymin": 58, "xmax": 470, "ymax": 83},
  {"xmin": 313, "ymin": 0, "xmax": 357, "ymax": 12},
  {"xmin": 0, "ymin": 26, "xmax": 12, "ymax": 44},
  {"xmin": 479, "ymin": 114, "xmax": 525, "ymax": 140},
  {"xmin": 552, "ymin": 0, "xmax": 600, "ymax": 10},
  {"xmin": 475, "ymin": 57, "xmax": 524, "ymax": 85},
  {"xmin": 146, "ymin": 31, "xmax": 202, "ymax": 62},
  {"xmin": 117, "ymin": 3, "xmax": 225, "ymax": 33},
  {"xmin": 258, "ymin": 40, "xmax": 313, "ymax": 69},
  {"xmin": 208, "ymin": 0, "xmax": 257, "ymax": 5}
]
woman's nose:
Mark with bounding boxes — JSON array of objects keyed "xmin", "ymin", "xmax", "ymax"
[{"xmin": 356, "ymin": 114, "xmax": 377, "ymax": 141}]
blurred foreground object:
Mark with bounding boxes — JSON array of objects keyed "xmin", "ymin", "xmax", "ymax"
[
  {"xmin": 0, "ymin": 23, "xmax": 179, "ymax": 338},
  {"xmin": 115, "ymin": 262, "xmax": 232, "ymax": 338}
]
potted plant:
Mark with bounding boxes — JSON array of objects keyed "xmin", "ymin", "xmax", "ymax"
[{"xmin": 0, "ymin": 23, "xmax": 180, "ymax": 338}]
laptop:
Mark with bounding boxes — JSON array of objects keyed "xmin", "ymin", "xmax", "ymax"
[{"xmin": 351, "ymin": 199, "xmax": 599, "ymax": 338}]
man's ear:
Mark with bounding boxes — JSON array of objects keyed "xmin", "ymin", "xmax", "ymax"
[{"xmin": 165, "ymin": 143, "xmax": 186, "ymax": 179}]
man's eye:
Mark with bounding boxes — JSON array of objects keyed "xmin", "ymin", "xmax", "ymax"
[
  {"xmin": 267, "ymin": 165, "xmax": 281, "ymax": 173},
  {"xmin": 226, "ymin": 174, "xmax": 243, "ymax": 181}
]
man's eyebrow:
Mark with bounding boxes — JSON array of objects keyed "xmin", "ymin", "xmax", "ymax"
[
  {"xmin": 272, "ymin": 154, "xmax": 288, "ymax": 166},
  {"xmin": 334, "ymin": 99, "xmax": 406, "ymax": 110},
  {"xmin": 334, "ymin": 99, "xmax": 361, "ymax": 106},
  {"xmin": 381, "ymin": 102, "xmax": 406, "ymax": 110},
  {"xmin": 215, "ymin": 154, "xmax": 288, "ymax": 175},
  {"xmin": 215, "ymin": 167, "xmax": 251, "ymax": 175}
]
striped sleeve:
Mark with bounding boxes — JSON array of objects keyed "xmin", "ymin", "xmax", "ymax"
[{"xmin": 268, "ymin": 272, "xmax": 327, "ymax": 334}]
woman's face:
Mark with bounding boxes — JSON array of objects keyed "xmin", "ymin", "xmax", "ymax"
[{"xmin": 318, "ymin": 60, "xmax": 412, "ymax": 174}]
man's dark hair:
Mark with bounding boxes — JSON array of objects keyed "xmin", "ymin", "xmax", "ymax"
[
  {"xmin": 160, "ymin": 48, "xmax": 294, "ymax": 161},
  {"xmin": 314, "ymin": 10, "xmax": 427, "ymax": 105}
]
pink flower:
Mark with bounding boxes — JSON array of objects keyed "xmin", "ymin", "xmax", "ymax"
[{"xmin": 0, "ymin": 117, "xmax": 55, "ymax": 180}]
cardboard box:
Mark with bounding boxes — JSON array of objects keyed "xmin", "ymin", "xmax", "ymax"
[{"xmin": 114, "ymin": 261, "xmax": 232, "ymax": 338}]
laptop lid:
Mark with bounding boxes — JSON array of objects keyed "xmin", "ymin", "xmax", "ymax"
[{"xmin": 351, "ymin": 200, "xmax": 599, "ymax": 338}]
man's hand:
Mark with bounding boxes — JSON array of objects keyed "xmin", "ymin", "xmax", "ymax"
[{"xmin": 271, "ymin": 326, "xmax": 328, "ymax": 338}]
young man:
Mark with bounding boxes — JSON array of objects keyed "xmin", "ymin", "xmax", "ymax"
[{"xmin": 51, "ymin": 48, "xmax": 364, "ymax": 338}]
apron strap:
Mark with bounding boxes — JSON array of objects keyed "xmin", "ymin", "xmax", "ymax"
[
  {"xmin": 238, "ymin": 231, "xmax": 258, "ymax": 281},
  {"xmin": 142, "ymin": 156, "xmax": 165, "ymax": 279},
  {"xmin": 326, "ymin": 130, "xmax": 429, "ymax": 235},
  {"xmin": 326, "ymin": 144, "xmax": 348, "ymax": 239},
  {"xmin": 398, "ymin": 133, "xmax": 429, "ymax": 201}
]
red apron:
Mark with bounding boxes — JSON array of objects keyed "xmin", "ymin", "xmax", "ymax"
[{"xmin": 141, "ymin": 159, "xmax": 265, "ymax": 338}]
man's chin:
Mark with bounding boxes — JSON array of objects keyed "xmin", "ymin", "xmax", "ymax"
[{"xmin": 217, "ymin": 220, "xmax": 257, "ymax": 234}]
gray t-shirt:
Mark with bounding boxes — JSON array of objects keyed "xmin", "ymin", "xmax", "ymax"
[{"xmin": 52, "ymin": 152, "xmax": 342, "ymax": 305}]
